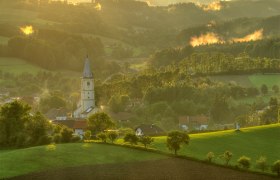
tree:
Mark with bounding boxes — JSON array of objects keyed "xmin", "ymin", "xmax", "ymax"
[
  {"xmin": 87, "ymin": 112, "xmax": 115, "ymax": 134},
  {"xmin": 272, "ymin": 85, "xmax": 279, "ymax": 94},
  {"xmin": 272, "ymin": 160, "xmax": 280, "ymax": 177},
  {"xmin": 166, "ymin": 131, "xmax": 190, "ymax": 155},
  {"xmin": 139, "ymin": 136, "xmax": 153, "ymax": 148},
  {"xmin": 237, "ymin": 156, "xmax": 251, "ymax": 169},
  {"xmin": 210, "ymin": 96, "xmax": 230, "ymax": 123},
  {"xmin": 97, "ymin": 132, "xmax": 107, "ymax": 143},
  {"xmin": 124, "ymin": 133, "xmax": 138, "ymax": 145},
  {"xmin": 84, "ymin": 130, "xmax": 92, "ymax": 140},
  {"xmin": 106, "ymin": 131, "xmax": 118, "ymax": 143},
  {"xmin": 60, "ymin": 126, "xmax": 73, "ymax": 143},
  {"xmin": 0, "ymin": 101, "xmax": 31, "ymax": 146},
  {"xmin": 207, "ymin": 152, "xmax": 215, "ymax": 163},
  {"xmin": 220, "ymin": 151, "xmax": 233, "ymax": 166},
  {"xmin": 256, "ymin": 156, "xmax": 267, "ymax": 172},
  {"xmin": 25, "ymin": 112, "xmax": 51, "ymax": 145},
  {"xmin": 260, "ymin": 84, "xmax": 268, "ymax": 95}
]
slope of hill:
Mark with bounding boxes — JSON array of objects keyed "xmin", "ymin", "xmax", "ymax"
[
  {"xmin": 0, "ymin": 143, "xmax": 166, "ymax": 178},
  {"xmin": 153, "ymin": 124, "xmax": 280, "ymax": 169}
]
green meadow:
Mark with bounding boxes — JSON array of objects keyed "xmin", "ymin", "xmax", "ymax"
[
  {"xmin": 152, "ymin": 124, "xmax": 280, "ymax": 169},
  {"xmin": 209, "ymin": 74, "xmax": 280, "ymax": 88},
  {"xmin": 0, "ymin": 143, "xmax": 167, "ymax": 179},
  {"xmin": 0, "ymin": 57, "xmax": 46, "ymax": 75}
]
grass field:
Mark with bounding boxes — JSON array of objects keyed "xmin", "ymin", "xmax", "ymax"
[
  {"xmin": 151, "ymin": 124, "xmax": 280, "ymax": 170},
  {"xmin": 0, "ymin": 143, "xmax": 166, "ymax": 178},
  {"xmin": 0, "ymin": 57, "xmax": 46, "ymax": 75},
  {"xmin": 209, "ymin": 74, "xmax": 280, "ymax": 88}
]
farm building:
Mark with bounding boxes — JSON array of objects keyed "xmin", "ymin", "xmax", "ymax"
[{"xmin": 135, "ymin": 124, "xmax": 164, "ymax": 136}]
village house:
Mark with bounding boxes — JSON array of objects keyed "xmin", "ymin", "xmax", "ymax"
[
  {"xmin": 135, "ymin": 124, "xmax": 165, "ymax": 136},
  {"xmin": 178, "ymin": 115, "xmax": 209, "ymax": 131}
]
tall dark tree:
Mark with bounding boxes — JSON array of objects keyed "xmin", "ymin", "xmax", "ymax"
[
  {"xmin": 87, "ymin": 112, "xmax": 115, "ymax": 134},
  {"xmin": 0, "ymin": 101, "xmax": 31, "ymax": 146}
]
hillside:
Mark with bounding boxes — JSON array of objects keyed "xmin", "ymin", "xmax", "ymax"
[
  {"xmin": 0, "ymin": 143, "xmax": 166, "ymax": 178},
  {"xmin": 152, "ymin": 124, "xmax": 280, "ymax": 169}
]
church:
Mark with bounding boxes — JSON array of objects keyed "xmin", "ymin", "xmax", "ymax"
[
  {"xmin": 73, "ymin": 56, "xmax": 98, "ymax": 118},
  {"xmin": 50, "ymin": 56, "xmax": 98, "ymax": 137}
]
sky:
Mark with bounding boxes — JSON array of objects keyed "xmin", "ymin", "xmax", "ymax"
[{"xmin": 54, "ymin": 0, "xmax": 230, "ymax": 6}]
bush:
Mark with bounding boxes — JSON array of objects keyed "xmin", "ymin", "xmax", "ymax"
[
  {"xmin": 106, "ymin": 131, "xmax": 118, "ymax": 143},
  {"xmin": 272, "ymin": 160, "xmax": 280, "ymax": 177},
  {"xmin": 97, "ymin": 132, "xmax": 107, "ymax": 143},
  {"xmin": 139, "ymin": 136, "xmax": 153, "ymax": 148},
  {"xmin": 71, "ymin": 135, "xmax": 81, "ymax": 142},
  {"xmin": 207, "ymin": 152, "xmax": 215, "ymax": 163},
  {"xmin": 220, "ymin": 151, "xmax": 233, "ymax": 166},
  {"xmin": 124, "ymin": 133, "xmax": 138, "ymax": 145},
  {"xmin": 237, "ymin": 156, "xmax": 251, "ymax": 169},
  {"xmin": 60, "ymin": 126, "xmax": 74, "ymax": 143},
  {"xmin": 84, "ymin": 130, "xmax": 92, "ymax": 140},
  {"xmin": 256, "ymin": 156, "xmax": 267, "ymax": 172},
  {"xmin": 53, "ymin": 134, "xmax": 61, "ymax": 143}
]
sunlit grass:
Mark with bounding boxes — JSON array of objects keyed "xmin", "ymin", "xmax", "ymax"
[
  {"xmin": 152, "ymin": 124, "xmax": 280, "ymax": 169},
  {"xmin": 0, "ymin": 143, "xmax": 167, "ymax": 178}
]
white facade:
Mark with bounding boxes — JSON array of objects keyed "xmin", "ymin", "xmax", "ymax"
[{"xmin": 74, "ymin": 57, "xmax": 97, "ymax": 118}]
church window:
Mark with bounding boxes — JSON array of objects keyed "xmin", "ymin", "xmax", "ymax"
[{"xmin": 87, "ymin": 82, "xmax": 90, "ymax": 86}]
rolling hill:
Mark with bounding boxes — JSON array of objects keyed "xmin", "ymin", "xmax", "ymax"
[{"xmin": 152, "ymin": 124, "xmax": 280, "ymax": 170}]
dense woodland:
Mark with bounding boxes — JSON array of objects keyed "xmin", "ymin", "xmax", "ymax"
[{"xmin": 0, "ymin": 0, "xmax": 279, "ymax": 132}]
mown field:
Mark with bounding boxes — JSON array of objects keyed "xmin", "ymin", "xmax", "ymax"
[
  {"xmin": 151, "ymin": 124, "xmax": 280, "ymax": 171},
  {"xmin": 0, "ymin": 143, "xmax": 166, "ymax": 179},
  {"xmin": 209, "ymin": 74, "xmax": 280, "ymax": 88}
]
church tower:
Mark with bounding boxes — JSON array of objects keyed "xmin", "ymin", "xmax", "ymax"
[{"xmin": 81, "ymin": 56, "xmax": 95, "ymax": 113}]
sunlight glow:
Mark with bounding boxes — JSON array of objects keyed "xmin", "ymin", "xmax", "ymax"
[
  {"xmin": 20, "ymin": 25, "xmax": 34, "ymax": 36},
  {"xmin": 231, "ymin": 29, "xmax": 263, "ymax": 43},
  {"xmin": 190, "ymin": 32, "xmax": 224, "ymax": 47},
  {"xmin": 198, "ymin": 1, "xmax": 222, "ymax": 11},
  {"xmin": 95, "ymin": 3, "xmax": 102, "ymax": 11}
]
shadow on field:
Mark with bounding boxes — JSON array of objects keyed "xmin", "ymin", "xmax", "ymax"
[{"xmin": 10, "ymin": 158, "xmax": 276, "ymax": 180}]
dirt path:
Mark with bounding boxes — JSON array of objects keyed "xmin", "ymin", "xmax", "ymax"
[{"xmin": 10, "ymin": 158, "xmax": 277, "ymax": 180}]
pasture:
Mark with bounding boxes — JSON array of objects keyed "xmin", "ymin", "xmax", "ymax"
[
  {"xmin": 152, "ymin": 124, "xmax": 280, "ymax": 170},
  {"xmin": 0, "ymin": 143, "xmax": 166, "ymax": 179}
]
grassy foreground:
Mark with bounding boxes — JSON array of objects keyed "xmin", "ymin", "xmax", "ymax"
[
  {"xmin": 152, "ymin": 124, "xmax": 280, "ymax": 169},
  {"xmin": 0, "ymin": 143, "xmax": 166, "ymax": 178}
]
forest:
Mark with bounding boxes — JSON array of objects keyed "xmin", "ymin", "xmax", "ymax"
[{"xmin": 0, "ymin": 0, "xmax": 279, "ymax": 131}]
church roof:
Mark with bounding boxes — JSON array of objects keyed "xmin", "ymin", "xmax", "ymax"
[{"xmin": 83, "ymin": 56, "xmax": 93, "ymax": 78}]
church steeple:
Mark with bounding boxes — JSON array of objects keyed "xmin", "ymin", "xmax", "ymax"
[{"xmin": 83, "ymin": 56, "xmax": 93, "ymax": 78}]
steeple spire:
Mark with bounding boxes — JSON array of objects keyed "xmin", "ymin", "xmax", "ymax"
[{"xmin": 83, "ymin": 56, "xmax": 93, "ymax": 78}]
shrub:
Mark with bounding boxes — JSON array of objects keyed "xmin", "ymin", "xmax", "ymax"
[
  {"xmin": 256, "ymin": 156, "xmax": 267, "ymax": 172},
  {"xmin": 97, "ymin": 132, "xmax": 107, "ymax": 143},
  {"xmin": 124, "ymin": 133, "xmax": 138, "ymax": 145},
  {"xmin": 53, "ymin": 134, "xmax": 61, "ymax": 143},
  {"xmin": 84, "ymin": 130, "xmax": 92, "ymax": 140},
  {"xmin": 60, "ymin": 126, "xmax": 74, "ymax": 143},
  {"xmin": 46, "ymin": 143, "xmax": 56, "ymax": 151},
  {"xmin": 237, "ymin": 156, "xmax": 251, "ymax": 169},
  {"xmin": 106, "ymin": 131, "xmax": 118, "ymax": 143},
  {"xmin": 220, "ymin": 151, "xmax": 233, "ymax": 165},
  {"xmin": 139, "ymin": 136, "xmax": 153, "ymax": 148},
  {"xmin": 207, "ymin": 152, "xmax": 215, "ymax": 163},
  {"xmin": 272, "ymin": 160, "xmax": 280, "ymax": 177},
  {"xmin": 71, "ymin": 135, "xmax": 81, "ymax": 142}
]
